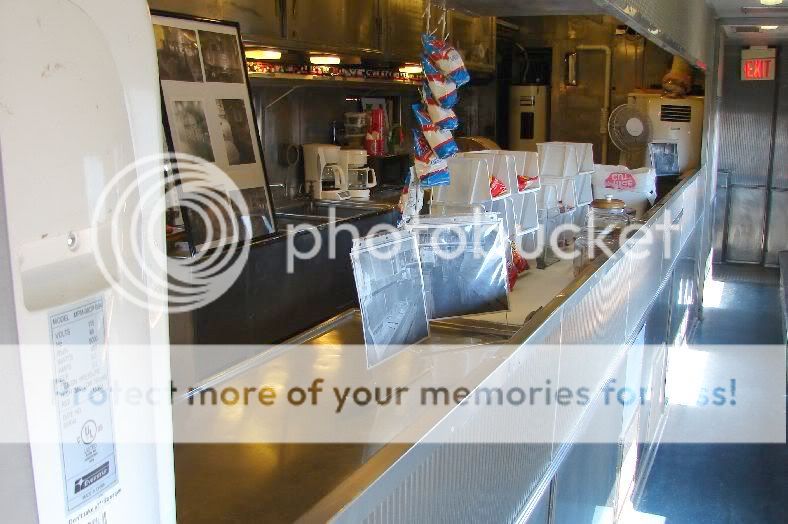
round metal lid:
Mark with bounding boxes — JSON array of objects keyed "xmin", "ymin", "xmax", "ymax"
[{"xmin": 591, "ymin": 195, "xmax": 627, "ymax": 209}]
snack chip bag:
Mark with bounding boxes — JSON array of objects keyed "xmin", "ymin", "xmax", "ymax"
[
  {"xmin": 517, "ymin": 175, "xmax": 539, "ymax": 192},
  {"xmin": 418, "ymin": 165, "xmax": 451, "ymax": 188},
  {"xmin": 490, "ymin": 175, "xmax": 509, "ymax": 199},
  {"xmin": 412, "ymin": 129, "xmax": 451, "ymax": 187},
  {"xmin": 512, "ymin": 242, "xmax": 529, "ymax": 273},
  {"xmin": 422, "ymin": 34, "xmax": 470, "ymax": 87},
  {"xmin": 421, "ymin": 56, "xmax": 458, "ymax": 108},
  {"xmin": 412, "ymin": 128, "xmax": 436, "ymax": 164},
  {"xmin": 412, "ymin": 104, "xmax": 459, "ymax": 159},
  {"xmin": 423, "ymin": 89, "xmax": 458, "ymax": 131}
]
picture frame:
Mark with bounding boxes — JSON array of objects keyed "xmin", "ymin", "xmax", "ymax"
[{"xmin": 151, "ymin": 10, "xmax": 277, "ymax": 251}]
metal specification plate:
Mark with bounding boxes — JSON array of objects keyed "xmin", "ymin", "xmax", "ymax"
[{"xmin": 49, "ymin": 296, "xmax": 118, "ymax": 512}]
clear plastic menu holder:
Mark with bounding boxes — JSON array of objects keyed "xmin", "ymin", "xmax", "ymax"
[
  {"xmin": 541, "ymin": 176, "xmax": 578, "ymax": 210},
  {"xmin": 350, "ymin": 230, "xmax": 430, "ymax": 368},
  {"xmin": 537, "ymin": 142, "xmax": 580, "ymax": 178},
  {"xmin": 538, "ymin": 142, "xmax": 594, "ymax": 175},
  {"xmin": 405, "ymin": 214, "xmax": 510, "ymax": 320},
  {"xmin": 432, "ymin": 156, "xmax": 512, "ymax": 204},
  {"xmin": 576, "ymin": 171, "xmax": 594, "ymax": 205},
  {"xmin": 430, "ymin": 199, "xmax": 517, "ymax": 241}
]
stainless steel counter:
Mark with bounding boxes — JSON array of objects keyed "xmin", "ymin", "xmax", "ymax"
[
  {"xmin": 172, "ymin": 168, "xmax": 714, "ymax": 523},
  {"xmin": 173, "ymin": 312, "xmax": 518, "ymax": 524}
]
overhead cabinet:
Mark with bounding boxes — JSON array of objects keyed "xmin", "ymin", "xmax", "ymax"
[
  {"xmin": 148, "ymin": 0, "xmax": 287, "ymax": 42},
  {"xmin": 285, "ymin": 0, "xmax": 382, "ymax": 53},
  {"xmin": 449, "ymin": 11, "xmax": 495, "ymax": 72},
  {"xmin": 385, "ymin": 0, "xmax": 428, "ymax": 61},
  {"xmin": 147, "ymin": 0, "xmax": 494, "ymax": 71}
]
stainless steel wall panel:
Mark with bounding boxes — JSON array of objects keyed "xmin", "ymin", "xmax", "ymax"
[
  {"xmin": 597, "ymin": 0, "xmax": 713, "ymax": 66},
  {"xmin": 726, "ymin": 186, "xmax": 767, "ymax": 264},
  {"xmin": 771, "ymin": 48, "xmax": 788, "ymax": 190},
  {"xmin": 665, "ymin": 191, "xmax": 685, "ymax": 271},
  {"xmin": 766, "ymin": 189, "xmax": 788, "ymax": 266},
  {"xmin": 681, "ymin": 178, "xmax": 698, "ymax": 247},
  {"xmin": 623, "ymin": 229, "xmax": 664, "ymax": 341},
  {"xmin": 713, "ymin": 172, "xmax": 729, "ymax": 263},
  {"xmin": 719, "ymin": 44, "xmax": 777, "ymax": 189},
  {"xmin": 551, "ymin": 396, "xmax": 621, "ymax": 524}
]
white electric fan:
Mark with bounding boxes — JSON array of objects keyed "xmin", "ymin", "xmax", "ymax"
[{"xmin": 608, "ymin": 104, "xmax": 652, "ymax": 167}]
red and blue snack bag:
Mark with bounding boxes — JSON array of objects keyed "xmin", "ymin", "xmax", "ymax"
[
  {"xmin": 423, "ymin": 88, "xmax": 458, "ymax": 131},
  {"xmin": 421, "ymin": 56, "xmax": 458, "ymax": 109},
  {"xmin": 422, "ymin": 34, "xmax": 470, "ymax": 88},
  {"xmin": 412, "ymin": 103, "xmax": 459, "ymax": 159},
  {"xmin": 412, "ymin": 129, "xmax": 450, "ymax": 187}
]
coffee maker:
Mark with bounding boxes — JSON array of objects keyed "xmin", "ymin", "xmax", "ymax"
[
  {"xmin": 339, "ymin": 149, "xmax": 377, "ymax": 200},
  {"xmin": 303, "ymin": 143, "xmax": 349, "ymax": 200}
]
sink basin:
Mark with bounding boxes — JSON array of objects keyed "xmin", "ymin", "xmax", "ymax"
[
  {"xmin": 272, "ymin": 200, "xmax": 393, "ymax": 234},
  {"xmin": 276, "ymin": 200, "xmax": 388, "ymax": 220},
  {"xmin": 275, "ymin": 215, "xmax": 331, "ymax": 233}
]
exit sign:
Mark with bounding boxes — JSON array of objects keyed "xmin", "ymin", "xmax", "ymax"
[{"xmin": 741, "ymin": 48, "xmax": 777, "ymax": 81}]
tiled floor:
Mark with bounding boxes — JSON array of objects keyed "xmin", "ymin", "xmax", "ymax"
[{"xmin": 634, "ymin": 265, "xmax": 787, "ymax": 524}]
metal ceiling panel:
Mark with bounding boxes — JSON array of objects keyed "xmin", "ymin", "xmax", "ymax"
[
  {"xmin": 446, "ymin": 0, "xmax": 604, "ymax": 16},
  {"xmin": 598, "ymin": 0, "xmax": 715, "ymax": 66}
]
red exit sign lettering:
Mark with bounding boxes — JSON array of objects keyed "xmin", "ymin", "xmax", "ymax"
[{"xmin": 741, "ymin": 48, "xmax": 777, "ymax": 81}]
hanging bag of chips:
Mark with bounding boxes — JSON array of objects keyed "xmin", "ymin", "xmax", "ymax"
[
  {"xmin": 421, "ymin": 56, "xmax": 458, "ymax": 109},
  {"xmin": 412, "ymin": 103, "xmax": 459, "ymax": 159},
  {"xmin": 412, "ymin": 129, "xmax": 451, "ymax": 187},
  {"xmin": 422, "ymin": 88, "xmax": 458, "ymax": 131},
  {"xmin": 422, "ymin": 34, "xmax": 470, "ymax": 88}
]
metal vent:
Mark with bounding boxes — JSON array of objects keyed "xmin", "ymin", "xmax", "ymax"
[
  {"xmin": 660, "ymin": 104, "xmax": 692, "ymax": 123},
  {"xmin": 741, "ymin": 6, "xmax": 788, "ymax": 15},
  {"xmin": 735, "ymin": 26, "xmax": 762, "ymax": 33}
]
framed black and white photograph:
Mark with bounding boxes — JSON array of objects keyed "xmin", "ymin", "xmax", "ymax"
[
  {"xmin": 171, "ymin": 100, "xmax": 215, "ymax": 161},
  {"xmin": 153, "ymin": 25, "xmax": 203, "ymax": 82},
  {"xmin": 216, "ymin": 98, "xmax": 255, "ymax": 165},
  {"xmin": 151, "ymin": 11, "xmax": 276, "ymax": 250},
  {"xmin": 199, "ymin": 31, "xmax": 245, "ymax": 83}
]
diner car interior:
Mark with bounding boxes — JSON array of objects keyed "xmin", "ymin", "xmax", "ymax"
[{"xmin": 0, "ymin": 1, "xmax": 786, "ymax": 523}]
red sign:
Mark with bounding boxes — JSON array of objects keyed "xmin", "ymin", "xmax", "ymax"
[
  {"xmin": 605, "ymin": 172, "xmax": 637, "ymax": 191},
  {"xmin": 742, "ymin": 58, "xmax": 776, "ymax": 80}
]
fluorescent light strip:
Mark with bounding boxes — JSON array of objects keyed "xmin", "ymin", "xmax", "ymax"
[{"xmin": 310, "ymin": 55, "xmax": 341, "ymax": 65}]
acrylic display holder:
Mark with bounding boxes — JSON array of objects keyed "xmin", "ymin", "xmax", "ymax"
[
  {"xmin": 432, "ymin": 156, "xmax": 510, "ymax": 204},
  {"xmin": 576, "ymin": 170, "xmax": 594, "ymax": 206},
  {"xmin": 537, "ymin": 142, "xmax": 580, "ymax": 178}
]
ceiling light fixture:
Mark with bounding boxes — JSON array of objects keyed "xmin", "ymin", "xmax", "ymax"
[
  {"xmin": 310, "ymin": 55, "xmax": 341, "ymax": 65},
  {"xmin": 760, "ymin": 25, "xmax": 780, "ymax": 30},
  {"xmin": 759, "ymin": 0, "xmax": 783, "ymax": 6},
  {"xmin": 245, "ymin": 49, "xmax": 282, "ymax": 60}
]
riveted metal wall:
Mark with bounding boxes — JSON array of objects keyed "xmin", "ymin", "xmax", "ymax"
[
  {"xmin": 765, "ymin": 48, "xmax": 788, "ymax": 265},
  {"xmin": 771, "ymin": 43, "xmax": 788, "ymax": 191},
  {"xmin": 719, "ymin": 45, "xmax": 777, "ymax": 189},
  {"xmin": 715, "ymin": 44, "xmax": 786, "ymax": 265}
]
